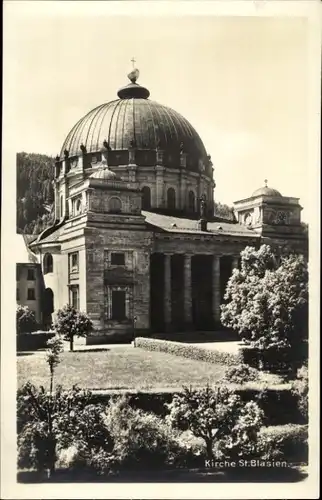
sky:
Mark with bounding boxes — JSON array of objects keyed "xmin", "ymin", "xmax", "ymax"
[{"xmin": 4, "ymin": 1, "xmax": 321, "ymax": 220}]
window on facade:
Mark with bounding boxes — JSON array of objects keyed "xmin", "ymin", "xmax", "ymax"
[
  {"xmin": 188, "ymin": 190, "xmax": 195, "ymax": 212},
  {"xmin": 16, "ymin": 288, "xmax": 20, "ymax": 301},
  {"xmin": 112, "ymin": 290, "xmax": 126, "ymax": 320},
  {"xmin": 69, "ymin": 285, "xmax": 79, "ymax": 310},
  {"xmin": 108, "ymin": 197, "xmax": 122, "ymax": 213},
  {"xmin": 70, "ymin": 252, "xmax": 79, "ymax": 272},
  {"xmin": 16, "ymin": 265, "xmax": 20, "ymax": 281},
  {"xmin": 75, "ymin": 198, "xmax": 82, "ymax": 215},
  {"xmin": 142, "ymin": 186, "xmax": 151, "ymax": 210},
  {"xmin": 111, "ymin": 252, "xmax": 125, "ymax": 266},
  {"xmin": 43, "ymin": 253, "xmax": 53, "ymax": 274},
  {"xmin": 167, "ymin": 188, "xmax": 176, "ymax": 210},
  {"xmin": 27, "ymin": 288, "xmax": 36, "ymax": 300},
  {"xmin": 27, "ymin": 268, "xmax": 35, "ymax": 281}
]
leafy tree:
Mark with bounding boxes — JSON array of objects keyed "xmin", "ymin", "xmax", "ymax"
[
  {"xmin": 53, "ymin": 304, "xmax": 93, "ymax": 351},
  {"xmin": 166, "ymin": 385, "xmax": 263, "ymax": 460},
  {"xmin": 220, "ymin": 245, "xmax": 308, "ymax": 356},
  {"xmin": 16, "ymin": 305, "xmax": 38, "ymax": 334}
]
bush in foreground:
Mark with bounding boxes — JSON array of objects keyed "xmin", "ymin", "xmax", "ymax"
[
  {"xmin": 166, "ymin": 385, "xmax": 264, "ymax": 460},
  {"xmin": 257, "ymin": 424, "xmax": 308, "ymax": 463},
  {"xmin": 291, "ymin": 364, "xmax": 308, "ymax": 422}
]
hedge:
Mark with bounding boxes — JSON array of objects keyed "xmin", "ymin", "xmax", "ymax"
[
  {"xmin": 135, "ymin": 337, "xmax": 242, "ymax": 366},
  {"xmin": 17, "ymin": 331, "xmax": 55, "ymax": 351},
  {"xmin": 240, "ymin": 343, "xmax": 308, "ymax": 376},
  {"xmin": 259, "ymin": 424, "xmax": 308, "ymax": 463},
  {"xmin": 89, "ymin": 384, "xmax": 304, "ymax": 426}
]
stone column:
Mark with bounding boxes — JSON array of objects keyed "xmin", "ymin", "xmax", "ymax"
[
  {"xmin": 183, "ymin": 254, "xmax": 192, "ymax": 327},
  {"xmin": 232, "ymin": 256, "xmax": 239, "ymax": 270},
  {"xmin": 212, "ymin": 255, "xmax": 221, "ymax": 324},
  {"xmin": 164, "ymin": 253, "xmax": 172, "ymax": 329}
]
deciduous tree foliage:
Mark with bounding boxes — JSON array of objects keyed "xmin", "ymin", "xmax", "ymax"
[
  {"xmin": 220, "ymin": 245, "xmax": 308, "ymax": 351},
  {"xmin": 166, "ymin": 385, "xmax": 263, "ymax": 460},
  {"xmin": 53, "ymin": 305, "xmax": 93, "ymax": 351},
  {"xmin": 16, "ymin": 305, "xmax": 38, "ymax": 334}
]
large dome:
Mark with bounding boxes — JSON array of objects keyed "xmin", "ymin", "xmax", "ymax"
[{"xmin": 60, "ymin": 73, "xmax": 208, "ymax": 172}]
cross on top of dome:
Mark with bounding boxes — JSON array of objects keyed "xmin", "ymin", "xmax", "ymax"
[
  {"xmin": 118, "ymin": 60, "xmax": 150, "ymax": 99},
  {"xmin": 127, "ymin": 57, "xmax": 140, "ymax": 84}
]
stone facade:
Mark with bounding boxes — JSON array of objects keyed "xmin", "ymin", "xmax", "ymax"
[{"xmin": 27, "ymin": 71, "xmax": 308, "ymax": 343}]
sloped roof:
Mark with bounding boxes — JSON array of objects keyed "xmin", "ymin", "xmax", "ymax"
[
  {"xmin": 14, "ymin": 234, "xmax": 39, "ymax": 263},
  {"xmin": 142, "ymin": 211, "xmax": 259, "ymax": 238},
  {"xmin": 31, "ymin": 226, "xmax": 64, "ymax": 245}
]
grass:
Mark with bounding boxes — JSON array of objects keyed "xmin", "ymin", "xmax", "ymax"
[{"xmin": 17, "ymin": 346, "xmax": 228, "ymax": 390}]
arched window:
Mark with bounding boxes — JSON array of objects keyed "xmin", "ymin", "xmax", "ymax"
[
  {"xmin": 43, "ymin": 253, "xmax": 53, "ymax": 274},
  {"xmin": 108, "ymin": 196, "xmax": 122, "ymax": 213},
  {"xmin": 142, "ymin": 186, "xmax": 151, "ymax": 210},
  {"xmin": 167, "ymin": 188, "xmax": 176, "ymax": 210},
  {"xmin": 188, "ymin": 190, "xmax": 195, "ymax": 213}
]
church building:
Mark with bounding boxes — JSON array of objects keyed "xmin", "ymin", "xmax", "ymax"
[{"xmin": 27, "ymin": 67, "xmax": 307, "ymax": 343}]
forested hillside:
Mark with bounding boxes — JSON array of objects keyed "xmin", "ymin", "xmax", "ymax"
[
  {"xmin": 213, "ymin": 201, "xmax": 235, "ymax": 221},
  {"xmin": 17, "ymin": 152, "xmax": 55, "ymax": 234}
]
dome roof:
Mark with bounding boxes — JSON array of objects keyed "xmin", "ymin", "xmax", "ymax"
[
  {"xmin": 60, "ymin": 71, "xmax": 208, "ymax": 170},
  {"xmin": 252, "ymin": 181, "xmax": 282, "ymax": 198},
  {"xmin": 89, "ymin": 165, "xmax": 118, "ymax": 180}
]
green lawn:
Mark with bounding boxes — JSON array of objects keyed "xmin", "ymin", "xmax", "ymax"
[{"xmin": 17, "ymin": 346, "xmax": 227, "ymax": 390}]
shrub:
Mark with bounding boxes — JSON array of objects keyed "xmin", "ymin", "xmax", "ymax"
[
  {"xmin": 166, "ymin": 385, "xmax": 264, "ymax": 460},
  {"xmin": 291, "ymin": 364, "xmax": 308, "ymax": 421},
  {"xmin": 221, "ymin": 364, "xmax": 260, "ymax": 384},
  {"xmin": 135, "ymin": 337, "xmax": 242, "ymax": 366},
  {"xmin": 17, "ymin": 331, "xmax": 55, "ymax": 351},
  {"xmin": 17, "ymin": 383, "xmax": 93, "ymax": 475},
  {"xmin": 240, "ymin": 343, "xmax": 308, "ymax": 377},
  {"xmin": 257, "ymin": 424, "xmax": 308, "ymax": 463},
  {"xmin": 102, "ymin": 396, "xmax": 184, "ymax": 471},
  {"xmin": 16, "ymin": 305, "xmax": 38, "ymax": 334}
]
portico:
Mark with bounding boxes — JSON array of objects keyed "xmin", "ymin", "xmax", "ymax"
[{"xmin": 150, "ymin": 251, "xmax": 241, "ymax": 333}]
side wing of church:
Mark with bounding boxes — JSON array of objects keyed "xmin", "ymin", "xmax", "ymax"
[{"xmin": 20, "ymin": 69, "xmax": 307, "ymax": 344}]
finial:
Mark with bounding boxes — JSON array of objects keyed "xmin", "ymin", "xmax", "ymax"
[
  {"xmin": 80, "ymin": 143, "xmax": 87, "ymax": 154},
  {"xmin": 264, "ymin": 179, "xmax": 268, "ymax": 187},
  {"xmin": 128, "ymin": 58, "xmax": 140, "ymax": 84},
  {"xmin": 64, "ymin": 149, "xmax": 69, "ymax": 159}
]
